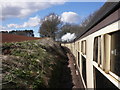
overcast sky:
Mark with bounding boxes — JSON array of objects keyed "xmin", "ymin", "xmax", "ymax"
[{"xmin": 0, "ymin": 1, "xmax": 105, "ymax": 37}]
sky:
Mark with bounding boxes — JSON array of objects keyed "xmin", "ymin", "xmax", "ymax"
[{"xmin": 0, "ymin": 1, "xmax": 105, "ymax": 37}]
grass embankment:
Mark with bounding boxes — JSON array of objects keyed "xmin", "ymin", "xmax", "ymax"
[{"xmin": 1, "ymin": 38, "xmax": 67, "ymax": 89}]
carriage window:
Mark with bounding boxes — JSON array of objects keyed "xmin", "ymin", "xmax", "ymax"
[
  {"xmin": 93, "ymin": 37, "xmax": 98, "ymax": 62},
  {"xmin": 82, "ymin": 56, "xmax": 87, "ymax": 85},
  {"xmin": 78, "ymin": 52, "xmax": 80, "ymax": 67},
  {"xmin": 110, "ymin": 30, "xmax": 120, "ymax": 77},
  {"xmin": 98, "ymin": 37, "xmax": 101, "ymax": 65},
  {"xmin": 81, "ymin": 41, "xmax": 83, "ymax": 53},
  {"xmin": 78, "ymin": 42, "xmax": 80, "ymax": 51},
  {"xmin": 94, "ymin": 67, "xmax": 118, "ymax": 89},
  {"xmin": 81, "ymin": 40, "xmax": 86, "ymax": 55},
  {"xmin": 93, "ymin": 36, "xmax": 101, "ymax": 65}
]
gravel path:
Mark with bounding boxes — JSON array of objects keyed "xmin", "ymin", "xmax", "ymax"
[{"xmin": 60, "ymin": 47, "xmax": 84, "ymax": 89}]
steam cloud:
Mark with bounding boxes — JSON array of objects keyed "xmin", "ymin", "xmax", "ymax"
[{"xmin": 61, "ymin": 33, "xmax": 76, "ymax": 42}]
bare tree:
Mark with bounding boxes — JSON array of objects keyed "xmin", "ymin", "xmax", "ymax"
[
  {"xmin": 39, "ymin": 13, "xmax": 61, "ymax": 40},
  {"xmin": 80, "ymin": 10, "xmax": 98, "ymax": 28}
]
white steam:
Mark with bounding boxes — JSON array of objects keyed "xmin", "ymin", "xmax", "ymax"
[{"xmin": 61, "ymin": 33, "xmax": 76, "ymax": 42}]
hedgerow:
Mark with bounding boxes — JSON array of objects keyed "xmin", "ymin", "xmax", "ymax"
[{"xmin": 2, "ymin": 39, "xmax": 66, "ymax": 89}]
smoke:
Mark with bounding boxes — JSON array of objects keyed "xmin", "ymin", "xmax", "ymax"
[{"xmin": 61, "ymin": 33, "xmax": 76, "ymax": 42}]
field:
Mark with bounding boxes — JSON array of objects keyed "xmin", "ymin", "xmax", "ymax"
[{"xmin": 0, "ymin": 33, "xmax": 41, "ymax": 43}]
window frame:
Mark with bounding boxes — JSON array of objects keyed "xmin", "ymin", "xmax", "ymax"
[
  {"xmin": 80, "ymin": 40, "xmax": 87, "ymax": 87},
  {"xmin": 107, "ymin": 31, "xmax": 120, "ymax": 81},
  {"xmin": 97, "ymin": 31, "xmax": 120, "ymax": 82},
  {"xmin": 93, "ymin": 36, "xmax": 102, "ymax": 68},
  {"xmin": 81, "ymin": 40, "xmax": 86, "ymax": 56},
  {"xmin": 93, "ymin": 31, "xmax": 120, "ymax": 89}
]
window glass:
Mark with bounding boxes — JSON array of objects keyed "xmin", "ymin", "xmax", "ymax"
[
  {"xmin": 78, "ymin": 42, "xmax": 80, "ymax": 51},
  {"xmin": 93, "ymin": 37, "xmax": 98, "ymax": 62},
  {"xmin": 94, "ymin": 67, "xmax": 119, "ymax": 89},
  {"xmin": 81, "ymin": 41, "xmax": 83, "ymax": 53},
  {"xmin": 78, "ymin": 52, "xmax": 80, "ymax": 67},
  {"xmin": 110, "ymin": 31, "xmax": 120, "ymax": 77},
  {"xmin": 93, "ymin": 37, "xmax": 101, "ymax": 64},
  {"xmin": 83, "ymin": 41, "xmax": 86, "ymax": 55},
  {"xmin": 82, "ymin": 56, "xmax": 86, "ymax": 85},
  {"xmin": 98, "ymin": 37, "xmax": 101, "ymax": 65},
  {"xmin": 81, "ymin": 40, "xmax": 86, "ymax": 55}
]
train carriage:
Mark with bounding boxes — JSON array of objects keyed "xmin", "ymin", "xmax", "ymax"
[{"xmin": 62, "ymin": 2, "xmax": 120, "ymax": 89}]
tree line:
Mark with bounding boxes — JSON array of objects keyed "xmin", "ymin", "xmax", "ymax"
[{"xmin": 1, "ymin": 30, "xmax": 34, "ymax": 37}]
